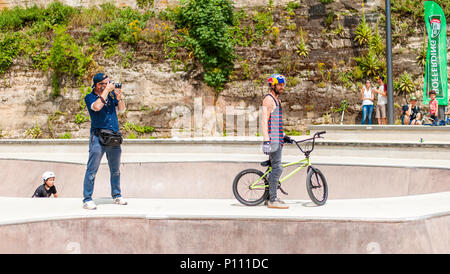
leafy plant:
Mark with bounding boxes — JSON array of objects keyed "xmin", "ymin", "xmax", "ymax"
[
  {"xmin": 45, "ymin": 1, "xmax": 78, "ymax": 26},
  {"xmin": 317, "ymin": 62, "xmax": 326, "ymax": 82},
  {"xmin": 75, "ymin": 111, "xmax": 88, "ymax": 124},
  {"xmin": 284, "ymin": 129, "xmax": 302, "ymax": 136},
  {"xmin": 370, "ymin": 21, "xmax": 384, "ymax": 55},
  {"xmin": 296, "ymin": 28, "xmax": 309, "ymax": 57},
  {"xmin": 26, "ymin": 120, "xmax": 42, "ymax": 139},
  {"xmin": 285, "ymin": 1, "xmax": 301, "ymax": 16},
  {"xmin": 137, "ymin": 0, "xmax": 155, "ymax": 9},
  {"xmin": 395, "ymin": 71, "xmax": 415, "ymax": 95},
  {"xmin": 354, "ymin": 49, "xmax": 383, "ymax": 77},
  {"xmin": 253, "ymin": 9, "xmax": 274, "ymax": 41},
  {"xmin": 351, "ymin": 66, "xmax": 364, "ymax": 81},
  {"xmin": 59, "ymin": 132, "xmax": 72, "ymax": 139},
  {"xmin": 0, "ymin": 5, "xmax": 45, "ymax": 31},
  {"xmin": 0, "ymin": 32, "xmax": 22, "ymax": 74},
  {"xmin": 354, "ymin": 13, "xmax": 372, "ymax": 46},
  {"xmin": 123, "ymin": 122, "xmax": 154, "ymax": 137},
  {"xmin": 39, "ymin": 26, "xmax": 93, "ymax": 97},
  {"xmin": 332, "ymin": 14, "xmax": 344, "ymax": 37},
  {"xmin": 93, "ymin": 6, "xmax": 151, "ymax": 45},
  {"xmin": 174, "ymin": 0, "xmax": 235, "ymax": 91},
  {"xmin": 324, "ymin": 11, "xmax": 335, "ymax": 28}
]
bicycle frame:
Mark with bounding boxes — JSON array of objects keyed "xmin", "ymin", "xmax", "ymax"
[
  {"xmin": 249, "ymin": 157, "xmax": 311, "ymax": 190},
  {"xmin": 249, "ymin": 131, "xmax": 325, "ymax": 190}
]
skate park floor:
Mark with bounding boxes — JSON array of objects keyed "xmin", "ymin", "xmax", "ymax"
[
  {"xmin": 1, "ymin": 126, "xmax": 450, "ymax": 253},
  {"xmin": 0, "ymin": 193, "xmax": 449, "ymax": 254}
]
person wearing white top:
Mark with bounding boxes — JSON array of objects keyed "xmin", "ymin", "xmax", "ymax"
[
  {"xmin": 374, "ymin": 76, "xmax": 387, "ymax": 125},
  {"xmin": 360, "ymin": 79, "xmax": 375, "ymax": 124}
]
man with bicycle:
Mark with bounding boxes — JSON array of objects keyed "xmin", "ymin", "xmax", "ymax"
[{"xmin": 261, "ymin": 73, "xmax": 293, "ymax": 209}]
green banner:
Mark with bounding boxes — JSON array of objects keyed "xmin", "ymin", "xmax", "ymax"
[{"xmin": 424, "ymin": 1, "xmax": 448, "ymax": 105}]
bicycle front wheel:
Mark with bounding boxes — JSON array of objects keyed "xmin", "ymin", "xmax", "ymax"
[
  {"xmin": 306, "ymin": 167, "xmax": 328, "ymax": 206},
  {"xmin": 232, "ymin": 169, "xmax": 269, "ymax": 206}
]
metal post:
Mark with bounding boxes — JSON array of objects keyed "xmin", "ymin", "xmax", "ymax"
[{"xmin": 386, "ymin": 0, "xmax": 394, "ymax": 124}]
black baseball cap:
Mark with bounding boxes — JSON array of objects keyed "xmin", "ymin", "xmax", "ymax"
[{"xmin": 92, "ymin": 73, "xmax": 108, "ymax": 88}]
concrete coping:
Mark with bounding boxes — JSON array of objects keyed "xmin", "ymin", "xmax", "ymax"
[
  {"xmin": 1, "ymin": 138, "xmax": 450, "ymax": 147},
  {"xmin": 308, "ymin": 124, "xmax": 450, "ymax": 131},
  {"xmin": 1, "ymin": 192, "xmax": 449, "ymax": 226},
  {"xmin": 0, "ymin": 137, "xmax": 262, "ymax": 145}
]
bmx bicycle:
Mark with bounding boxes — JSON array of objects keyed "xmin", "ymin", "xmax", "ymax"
[{"xmin": 232, "ymin": 131, "xmax": 328, "ymax": 206}]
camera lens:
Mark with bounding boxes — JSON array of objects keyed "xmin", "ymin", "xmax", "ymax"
[{"xmin": 115, "ymin": 83, "xmax": 122, "ymax": 89}]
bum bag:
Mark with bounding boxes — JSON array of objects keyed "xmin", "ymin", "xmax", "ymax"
[{"xmin": 94, "ymin": 129, "xmax": 123, "ymax": 147}]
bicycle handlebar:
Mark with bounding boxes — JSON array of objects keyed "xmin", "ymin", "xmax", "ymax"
[
  {"xmin": 293, "ymin": 131, "xmax": 326, "ymax": 156},
  {"xmin": 315, "ymin": 131, "xmax": 326, "ymax": 137}
]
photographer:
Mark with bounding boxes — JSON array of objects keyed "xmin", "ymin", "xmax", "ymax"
[{"xmin": 82, "ymin": 73, "xmax": 127, "ymax": 210}]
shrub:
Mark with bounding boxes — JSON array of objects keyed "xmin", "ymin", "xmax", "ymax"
[
  {"xmin": 0, "ymin": 32, "xmax": 22, "ymax": 74},
  {"xmin": 45, "ymin": 1, "xmax": 78, "ymax": 26},
  {"xmin": 39, "ymin": 26, "xmax": 93, "ymax": 97},
  {"xmin": 93, "ymin": 6, "xmax": 151, "ymax": 45},
  {"xmin": 96, "ymin": 19, "xmax": 128, "ymax": 45},
  {"xmin": 174, "ymin": 0, "xmax": 235, "ymax": 91},
  {"xmin": 0, "ymin": 5, "xmax": 45, "ymax": 31}
]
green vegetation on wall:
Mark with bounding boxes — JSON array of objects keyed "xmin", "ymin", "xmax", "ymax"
[{"xmin": 171, "ymin": 0, "xmax": 235, "ymax": 91}]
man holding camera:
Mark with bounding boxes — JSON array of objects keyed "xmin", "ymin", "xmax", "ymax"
[{"xmin": 82, "ymin": 73, "xmax": 127, "ymax": 210}]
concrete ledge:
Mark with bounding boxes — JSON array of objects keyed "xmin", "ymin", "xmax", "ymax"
[
  {"xmin": 2, "ymin": 138, "xmax": 450, "ymax": 162},
  {"xmin": 308, "ymin": 124, "xmax": 450, "ymax": 142},
  {"xmin": 309, "ymin": 125, "xmax": 450, "ymax": 131}
]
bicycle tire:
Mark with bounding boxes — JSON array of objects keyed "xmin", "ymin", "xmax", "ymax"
[
  {"xmin": 232, "ymin": 169, "xmax": 269, "ymax": 206},
  {"xmin": 306, "ymin": 167, "xmax": 328, "ymax": 206}
]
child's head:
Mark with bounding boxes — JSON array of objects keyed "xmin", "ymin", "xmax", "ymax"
[
  {"xmin": 430, "ymin": 90, "xmax": 436, "ymax": 99},
  {"xmin": 42, "ymin": 171, "xmax": 56, "ymax": 186}
]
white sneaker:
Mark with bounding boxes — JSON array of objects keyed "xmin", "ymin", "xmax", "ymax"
[
  {"xmin": 113, "ymin": 197, "xmax": 128, "ymax": 205},
  {"xmin": 83, "ymin": 200, "xmax": 97, "ymax": 210}
]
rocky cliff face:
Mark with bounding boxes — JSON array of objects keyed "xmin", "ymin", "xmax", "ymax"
[{"xmin": 0, "ymin": 0, "xmax": 433, "ymax": 139}]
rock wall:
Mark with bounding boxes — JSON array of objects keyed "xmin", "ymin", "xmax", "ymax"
[{"xmin": 0, "ymin": 0, "xmax": 433, "ymax": 139}]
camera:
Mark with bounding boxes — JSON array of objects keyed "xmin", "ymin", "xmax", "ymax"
[{"xmin": 109, "ymin": 80, "xmax": 122, "ymax": 89}]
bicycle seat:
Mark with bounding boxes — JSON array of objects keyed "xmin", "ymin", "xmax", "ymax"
[{"xmin": 260, "ymin": 160, "xmax": 271, "ymax": 167}]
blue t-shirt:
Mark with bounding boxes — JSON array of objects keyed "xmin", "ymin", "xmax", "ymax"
[{"xmin": 85, "ymin": 90, "xmax": 120, "ymax": 133}]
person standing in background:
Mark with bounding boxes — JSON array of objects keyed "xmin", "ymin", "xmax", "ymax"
[
  {"xmin": 360, "ymin": 79, "xmax": 374, "ymax": 124},
  {"xmin": 374, "ymin": 76, "xmax": 387, "ymax": 125}
]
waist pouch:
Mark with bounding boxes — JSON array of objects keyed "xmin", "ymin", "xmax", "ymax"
[{"xmin": 94, "ymin": 129, "xmax": 123, "ymax": 147}]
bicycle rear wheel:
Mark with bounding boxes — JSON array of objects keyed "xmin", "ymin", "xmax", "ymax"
[
  {"xmin": 232, "ymin": 169, "xmax": 269, "ymax": 206},
  {"xmin": 306, "ymin": 167, "xmax": 328, "ymax": 206}
]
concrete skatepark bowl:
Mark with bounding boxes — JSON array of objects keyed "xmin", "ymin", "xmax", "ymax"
[{"xmin": 0, "ymin": 127, "xmax": 449, "ymax": 254}]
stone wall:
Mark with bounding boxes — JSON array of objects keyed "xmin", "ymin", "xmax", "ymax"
[{"xmin": 0, "ymin": 0, "xmax": 430, "ymax": 139}]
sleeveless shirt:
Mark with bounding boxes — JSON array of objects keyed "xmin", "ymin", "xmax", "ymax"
[{"xmin": 265, "ymin": 94, "xmax": 284, "ymax": 145}]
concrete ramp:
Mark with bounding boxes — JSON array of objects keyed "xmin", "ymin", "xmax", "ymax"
[
  {"xmin": 1, "ymin": 138, "xmax": 449, "ymax": 254},
  {"xmin": 2, "ymin": 159, "xmax": 449, "ymax": 199},
  {"xmin": 0, "ymin": 194, "xmax": 448, "ymax": 254}
]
